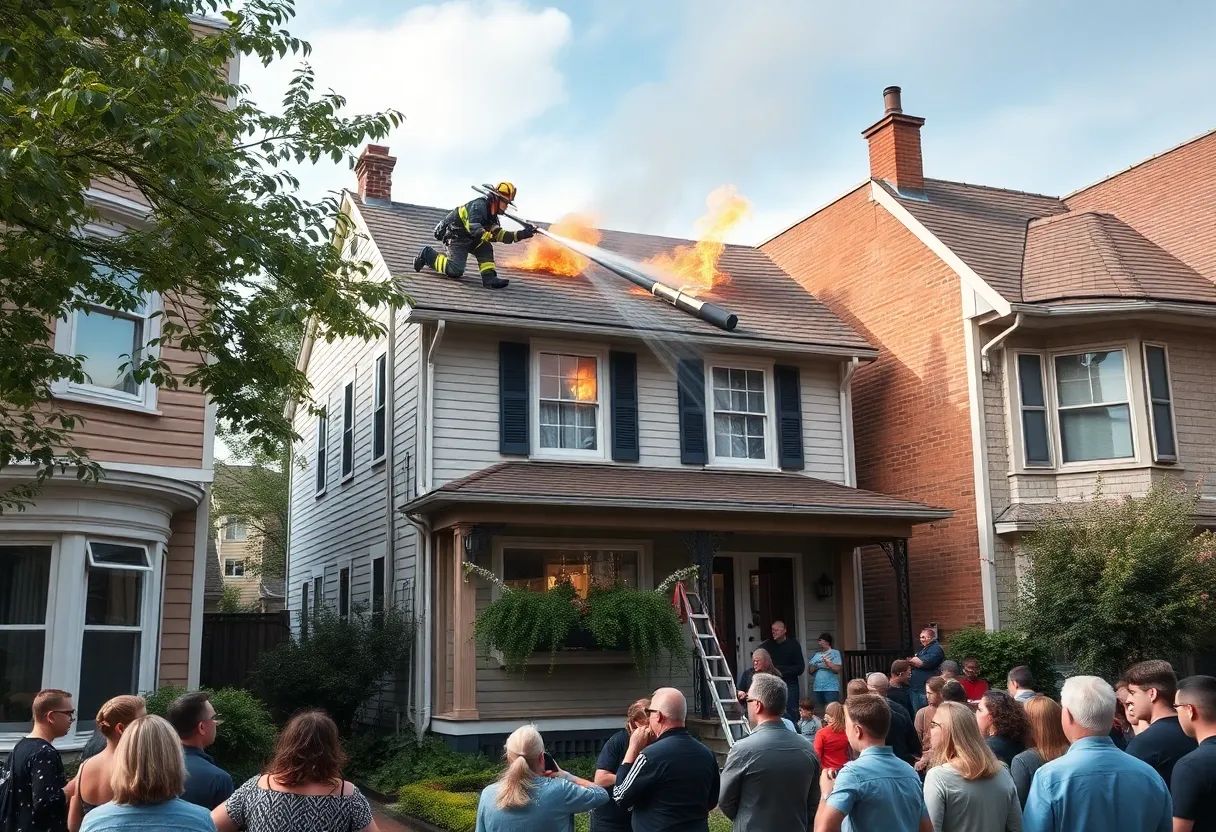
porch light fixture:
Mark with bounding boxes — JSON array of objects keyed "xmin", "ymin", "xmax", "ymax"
[
  {"xmin": 462, "ymin": 526, "xmax": 492, "ymax": 558},
  {"xmin": 814, "ymin": 572, "xmax": 835, "ymax": 601}
]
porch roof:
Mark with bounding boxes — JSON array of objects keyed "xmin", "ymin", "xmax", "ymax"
[{"xmin": 403, "ymin": 461, "xmax": 951, "ymax": 523}]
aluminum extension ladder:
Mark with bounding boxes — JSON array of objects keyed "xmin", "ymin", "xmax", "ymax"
[{"xmin": 673, "ymin": 582, "xmax": 750, "ymax": 747}]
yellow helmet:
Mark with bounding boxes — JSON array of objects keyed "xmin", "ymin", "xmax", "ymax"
[{"xmin": 483, "ymin": 181, "xmax": 517, "ymax": 206}]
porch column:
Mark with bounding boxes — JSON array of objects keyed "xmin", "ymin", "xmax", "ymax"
[
  {"xmin": 879, "ymin": 539, "xmax": 914, "ymax": 654},
  {"xmin": 450, "ymin": 525, "xmax": 479, "ymax": 719}
]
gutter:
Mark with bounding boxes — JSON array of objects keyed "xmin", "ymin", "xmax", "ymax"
[
  {"xmin": 1010, "ymin": 299, "xmax": 1216, "ymax": 320},
  {"xmin": 979, "ymin": 313, "xmax": 1023, "ymax": 374},
  {"xmin": 384, "ymin": 305, "xmax": 398, "ymax": 720}
]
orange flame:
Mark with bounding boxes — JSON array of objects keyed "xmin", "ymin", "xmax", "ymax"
[
  {"xmin": 505, "ymin": 213, "xmax": 602, "ymax": 277},
  {"xmin": 570, "ymin": 361, "xmax": 597, "ymax": 401},
  {"xmin": 645, "ymin": 185, "xmax": 751, "ymax": 295}
]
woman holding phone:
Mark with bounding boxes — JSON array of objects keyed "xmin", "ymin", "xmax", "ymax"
[{"xmin": 477, "ymin": 725, "xmax": 608, "ymax": 832}]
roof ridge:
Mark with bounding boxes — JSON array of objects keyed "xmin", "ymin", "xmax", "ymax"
[
  {"xmin": 924, "ymin": 177, "xmax": 1063, "ymax": 203},
  {"xmin": 1063, "ymin": 125, "xmax": 1216, "ymax": 201}
]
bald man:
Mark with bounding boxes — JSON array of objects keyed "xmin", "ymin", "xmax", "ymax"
[
  {"xmin": 867, "ymin": 672, "xmax": 921, "ymax": 766},
  {"xmin": 612, "ymin": 688, "xmax": 720, "ymax": 832}
]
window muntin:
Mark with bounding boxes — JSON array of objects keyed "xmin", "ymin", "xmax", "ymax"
[
  {"xmin": 1053, "ymin": 350, "xmax": 1134, "ymax": 463},
  {"xmin": 223, "ymin": 559, "xmax": 246, "ymax": 578},
  {"xmin": 372, "ymin": 354, "xmax": 387, "ymax": 462},
  {"xmin": 223, "ymin": 517, "xmax": 247, "ymax": 542},
  {"xmin": 341, "ymin": 381, "xmax": 355, "ymax": 479},
  {"xmin": 537, "ymin": 353, "xmax": 600, "ymax": 452},
  {"xmin": 1143, "ymin": 345, "xmax": 1177, "ymax": 462},
  {"xmin": 711, "ymin": 367, "xmax": 768, "ymax": 462}
]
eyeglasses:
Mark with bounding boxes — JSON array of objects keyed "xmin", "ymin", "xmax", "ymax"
[
  {"xmin": 205, "ymin": 713, "xmax": 225, "ymax": 725},
  {"xmin": 51, "ymin": 710, "xmax": 76, "ymax": 721},
  {"xmin": 644, "ymin": 708, "xmax": 660, "ymax": 716},
  {"xmin": 744, "ymin": 697, "xmax": 758, "ymax": 704}
]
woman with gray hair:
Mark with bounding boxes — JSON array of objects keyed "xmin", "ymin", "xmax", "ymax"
[{"xmin": 736, "ymin": 649, "xmax": 778, "ymax": 705}]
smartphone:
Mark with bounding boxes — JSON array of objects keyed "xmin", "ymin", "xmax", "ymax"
[{"xmin": 543, "ymin": 752, "xmax": 558, "ymax": 773}]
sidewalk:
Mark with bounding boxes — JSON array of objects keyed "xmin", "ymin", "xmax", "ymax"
[{"xmin": 372, "ymin": 803, "xmax": 415, "ymax": 832}]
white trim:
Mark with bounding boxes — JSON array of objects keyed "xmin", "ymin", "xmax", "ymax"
[
  {"xmin": 720, "ymin": 551, "xmax": 808, "ymax": 674},
  {"xmin": 1141, "ymin": 342, "xmax": 1180, "ymax": 464},
  {"xmin": 188, "ymin": 495, "xmax": 210, "ymax": 689},
  {"xmin": 870, "ymin": 180, "xmax": 1013, "ymax": 318},
  {"xmin": 97, "ymin": 461, "xmax": 213, "ymax": 483},
  {"xmin": 704, "ymin": 355, "xmax": 778, "ymax": 470},
  {"xmin": 1010, "ymin": 351, "xmax": 1053, "ymax": 469},
  {"xmin": 529, "ymin": 341, "xmax": 609, "ymax": 462},
  {"xmin": 340, "ymin": 373, "xmax": 357, "ymax": 482},
  {"xmin": 202, "ymin": 396, "xmax": 218, "ymax": 470},
  {"xmin": 338, "ymin": 559, "xmax": 353, "ymax": 619},
  {"xmin": 86, "ymin": 538, "xmax": 152, "ymax": 571},
  {"xmin": 48, "ymin": 388, "xmax": 162, "ymax": 415},
  {"xmin": 963, "ymin": 316, "xmax": 1000, "ymax": 630},
  {"xmin": 429, "ymin": 715, "xmax": 624, "ymax": 735},
  {"xmin": 1012, "ymin": 300, "xmax": 1216, "ymax": 322},
  {"xmin": 314, "ymin": 400, "xmax": 330, "ymax": 497},
  {"xmin": 223, "ymin": 557, "xmax": 247, "ymax": 577},
  {"xmin": 85, "ymin": 187, "xmax": 152, "ymax": 222}
]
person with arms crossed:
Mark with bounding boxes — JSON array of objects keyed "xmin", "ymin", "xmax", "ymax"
[
  {"xmin": 1172, "ymin": 675, "xmax": 1216, "ymax": 832},
  {"xmin": 809, "ymin": 633, "xmax": 843, "ymax": 708},
  {"xmin": 1022, "ymin": 675, "xmax": 1171, "ymax": 832},
  {"xmin": 815, "ymin": 694, "xmax": 932, "ymax": 832},
  {"xmin": 909, "ymin": 628, "xmax": 945, "ymax": 713},
  {"xmin": 759, "ymin": 620, "xmax": 806, "ymax": 723}
]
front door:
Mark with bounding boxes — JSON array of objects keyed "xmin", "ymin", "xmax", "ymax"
[{"xmin": 727, "ymin": 554, "xmax": 801, "ymax": 676}]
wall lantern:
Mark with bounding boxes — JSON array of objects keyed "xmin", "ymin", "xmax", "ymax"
[
  {"xmin": 814, "ymin": 572, "xmax": 835, "ymax": 601},
  {"xmin": 462, "ymin": 526, "xmax": 492, "ymax": 558}
]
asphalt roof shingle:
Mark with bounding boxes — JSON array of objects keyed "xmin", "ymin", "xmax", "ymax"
[
  {"xmin": 355, "ymin": 196, "xmax": 874, "ymax": 354},
  {"xmin": 406, "ymin": 461, "xmax": 950, "ymax": 521}
]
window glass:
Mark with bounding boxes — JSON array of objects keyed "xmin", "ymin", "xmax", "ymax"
[
  {"xmin": 87, "ymin": 541, "xmax": 150, "ymax": 568},
  {"xmin": 1054, "ymin": 351, "xmax": 1133, "ymax": 463},
  {"xmin": 0, "ymin": 546, "xmax": 50, "ymax": 625},
  {"xmin": 78, "ymin": 631, "xmax": 140, "ymax": 727},
  {"xmin": 1059, "ymin": 405, "xmax": 1134, "ymax": 462},
  {"xmin": 1055, "ymin": 351, "xmax": 1127, "ymax": 406},
  {"xmin": 712, "ymin": 367, "xmax": 767, "ymax": 460},
  {"xmin": 74, "ymin": 310, "xmax": 142, "ymax": 394},
  {"xmin": 0, "ymin": 632, "xmax": 46, "ymax": 732},
  {"xmin": 316, "ymin": 414, "xmax": 328, "ymax": 493},
  {"xmin": 1017, "ymin": 354, "xmax": 1051, "ymax": 466},
  {"xmin": 502, "ymin": 549, "xmax": 639, "ymax": 598},
  {"xmin": 372, "ymin": 557, "xmax": 385, "ymax": 616},
  {"xmin": 373, "ymin": 355, "xmax": 387, "ymax": 460},
  {"xmin": 538, "ymin": 353, "xmax": 598, "ymax": 451},
  {"xmin": 342, "ymin": 382, "xmax": 355, "ymax": 476},
  {"xmin": 224, "ymin": 559, "xmax": 246, "ymax": 577},
  {"xmin": 224, "ymin": 518, "xmax": 247, "ymax": 541},
  {"xmin": 339, "ymin": 567, "xmax": 351, "ymax": 618},
  {"xmin": 1144, "ymin": 346, "xmax": 1176, "ymax": 461},
  {"xmin": 86, "ymin": 568, "xmax": 142, "ymax": 626}
]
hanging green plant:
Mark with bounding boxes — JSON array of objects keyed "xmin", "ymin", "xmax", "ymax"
[{"xmin": 463, "ymin": 562, "xmax": 698, "ymax": 676}]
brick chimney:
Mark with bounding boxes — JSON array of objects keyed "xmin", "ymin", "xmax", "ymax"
[
  {"xmin": 355, "ymin": 144, "xmax": 396, "ymax": 203},
  {"xmin": 861, "ymin": 86, "xmax": 925, "ymax": 192}
]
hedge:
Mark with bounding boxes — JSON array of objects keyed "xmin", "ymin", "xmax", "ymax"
[
  {"xmin": 945, "ymin": 627, "xmax": 1061, "ymax": 698},
  {"xmin": 393, "ymin": 771, "xmax": 499, "ymax": 832}
]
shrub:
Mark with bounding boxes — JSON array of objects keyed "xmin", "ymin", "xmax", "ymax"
[
  {"xmin": 144, "ymin": 685, "xmax": 276, "ymax": 782},
  {"xmin": 945, "ymin": 628, "xmax": 1061, "ymax": 698},
  {"xmin": 251, "ymin": 606, "xmax": 415, "ymax": 732},
  {"xmin": 392, "ymin": 787, "xmax": 480, "ymax": 832},
  {"xmin": 345, "ymin": 732, "xmax": 493, "ymax": 795},
  {"xmin": 1016, "ymin": 480, "xmax": 1216, "ymax": 679}
]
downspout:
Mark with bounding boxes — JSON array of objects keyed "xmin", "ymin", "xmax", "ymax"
[
  {"xmin": 839, "ymin": 357, "xmax": 866, "ymax": 650},
  {"xmin": 384, "ymin": 306, "xmax": 398, "ymax": 723},
  {"xmin": 980, "ymin": 313, "xmax": 1023, "ymax": 375},
  {"xmin": 964, "ymin": 315, "xmax": 1002, "ymax": 630},
  {"xmin": 404, "ymin": 512, "xmax": 431, "ymax": 739}
]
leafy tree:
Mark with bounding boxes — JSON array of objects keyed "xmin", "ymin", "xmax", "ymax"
[
  {"xmin": 0, "ymin": 0, "xmax": 405, "ymax": 510},
  {"xmin": 213, "ymin": 458, "xmax": 288, "ymax": 580},
  {"xmin": 1016, "ymin": 480, "xmax": 1216, "ymax": 679}
]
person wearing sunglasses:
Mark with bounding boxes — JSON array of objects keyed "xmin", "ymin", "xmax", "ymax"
[
  {"xmin": 7, "ymin": 689, "xmax": 75, "ymax": 832},
  {"xmin": 166, "ymin": 691, "xmax": 233, "ymax": 810}
]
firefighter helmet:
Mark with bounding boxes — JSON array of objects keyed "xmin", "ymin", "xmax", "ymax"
[{"xmin": 482, "ymin": 181, "xmax": 517, "ymax": 207}]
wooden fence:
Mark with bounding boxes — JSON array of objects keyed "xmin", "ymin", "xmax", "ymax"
[{"xmin": 199, "ymin": 611, "xmax": 292, "ymax": 690}]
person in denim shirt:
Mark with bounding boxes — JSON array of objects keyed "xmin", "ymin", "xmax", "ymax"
[
  {"xmin": 909, "ymin": 628, "xmax": 945, "ymax": 714},
  {"xmin": 815, "ymin": 694, "xmax": 932, "ymax": 832},
  {"xmin": 80, "ymin": 716, "xmax": 216, "ymax": 832},
  {"xmin": 167, "ymin": 692, "xmax": 233, "ymax": 811},
  {"xmin": 1022, "ymin": 676, "xmax": 1171, "ymax": 832}
]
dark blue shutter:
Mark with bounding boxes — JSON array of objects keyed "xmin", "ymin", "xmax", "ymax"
[
  {"xmin": 610, "ymin": 351, "xmax": 640, "ymax": 462},
  {"xmin": 499, "ymin": 342, "xmax": 529, "ymax": 455},
  {"xmin": 677, "ymin": 359, "xmax": 707, "ymax": 465},
  {"xmin": 774, "ymin": 365, "xmax": 804, "ymax": 470}
]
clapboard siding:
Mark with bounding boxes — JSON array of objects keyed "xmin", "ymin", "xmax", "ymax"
[{"xmin": 430, "ymin": 328, "xmax": 850, "ymax": 485}]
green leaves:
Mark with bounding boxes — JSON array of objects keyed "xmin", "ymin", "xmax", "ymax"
[
  {"xmin": 0, "ymin": 0, "xmax": 407, "ymax": 508},
  {"xmin": 1015, "ymin": 480, "xmax": 1216, "ymax": 679}
]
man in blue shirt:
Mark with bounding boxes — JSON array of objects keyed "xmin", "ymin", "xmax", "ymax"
[
  {"xmin": 908, "ymin": 628, "xmax": 944, "ymax": 713},
  {"xmin": 167, "ymin": 691, "xmax": 234, "ymax": 810},
  {"xmin": 814, "ymin": 693, "xmax": 931, "ymax": 832},
  {"xmin": 1023, "ymin": 675, "xmax": 1171, "ymax": 832}
]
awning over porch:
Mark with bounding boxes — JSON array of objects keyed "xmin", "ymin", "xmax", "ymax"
[{"xmin": 403, "ymin": 461, "xmax": 951, "ymax": 538}]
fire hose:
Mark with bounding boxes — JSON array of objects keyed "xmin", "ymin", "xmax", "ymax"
[{"xmin": 483, "ymin": 196, "xmax": 740, "ymax": 332}]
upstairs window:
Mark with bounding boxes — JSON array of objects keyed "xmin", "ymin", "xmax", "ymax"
[
  {"xmin": 536, "ymin": 352, "xmax": 601, "ymax": 455},
  {"xmin": 709, "ymin": 366, "xmax": 770, "ymax": 464},
  {"xmin": 338, "ymin": 566, "xmax": 351, "ymax": 620},
  {"xmin": 223, "ymin": 559, "xmax": 246, "ymax": 577},
  {"xmin": 223, "ymin": 517, "xmax": 247, "ymax": 542},
  {"xmin": 1143, "ymin": 345, "xmax": 1177, "ymax": 463},
  {"xmin": 1016, "ymin": 354, "xmax": 1052, "ymax": 467},
  {"xmin": 1054, "ymin": 350, "xmax": 1134, "ymax": 463},
  {"xmin": 372, "ymin": 354, "xmax": 387, "ymax": 463},
  {"xmin": 341, "ymin": 380, "xmax": 355, "ymax": 480},
  {"xmin": 315, "ymin": 413, "xmax": 328, "ymax": 495}
]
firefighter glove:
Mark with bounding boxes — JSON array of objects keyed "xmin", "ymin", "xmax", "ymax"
[{"xmin": 518, "ymin": 224, "xmax": 537, "ymax": 239}]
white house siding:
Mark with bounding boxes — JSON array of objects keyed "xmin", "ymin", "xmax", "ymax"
[{"xmin": 430, "ymin": 327, "xmax": 850, "ymax": 486}]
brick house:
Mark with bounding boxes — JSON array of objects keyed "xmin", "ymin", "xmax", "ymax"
[{"xmin": 764, "ymin": 86, "xmax": 1216, "ymax": 644}]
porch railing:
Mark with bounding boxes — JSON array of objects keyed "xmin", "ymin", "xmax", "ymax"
[{"xmin": 841, "ymin": 649, "xmax": 908, "ymax": 693}]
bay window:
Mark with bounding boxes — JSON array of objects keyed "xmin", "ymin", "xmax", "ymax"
[
  {"xmin": 1054, "ymin": 350, "xmax": 1134, "ymax": 463},
  {"xmin": 1143, "ymin": 345, "xmax": 1177, "ymax": 463},
  {"xmin": 709, "ymin": 366, "xmax": 771, "ymax": 464},
  {"xmin": 0, "ymin": 546, "xmax": 51, "ymax": 732},
  {"xmin": 1016, "ymin": 354, "xmax": 1052, "ymax": 467},
  {"xmin": 535, "ymin": 351, "xmax": 602, "ymax": 455}
]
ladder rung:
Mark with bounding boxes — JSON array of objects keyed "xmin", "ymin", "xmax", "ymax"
[
  {"xmin": 709, "ymin": 676, "xmax": 732, "ymax": 681},
  {"xmin": 696, "ymin": 633, "xmax": 715, "ymax": 639},
  {"xmin": 725, "ymin": 719, "xmax": 748, "ymax": 725},
  {"xmin": 703, "ymin": 654, "xmax": 724, "ymax": 660},
  {"xmin": 690, "ymin": 613, "xmax": 710, "ymax": 619}
]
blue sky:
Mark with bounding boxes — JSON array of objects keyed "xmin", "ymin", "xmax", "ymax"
[{"xmin": 241, "ymin": 0, "xmax": 1216, "ymax": 244}]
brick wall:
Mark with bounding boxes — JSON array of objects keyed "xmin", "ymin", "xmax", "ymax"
[{"xmin": 763, "ymin": 184, "xmax": 985, "ymax": 644}]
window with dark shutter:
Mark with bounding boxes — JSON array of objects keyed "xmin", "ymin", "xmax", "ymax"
[
  {"xmin": 1143, "ymin": 345, "xmax": 1177, "ymax": 462},
  {"xmin": 774, "ymin": 365, "xmax": 804, "ymax": 470},
  {"xmin": 499, "ymin": 342, "xmax": 530, "ymax": 455},
  {"xmin": 610, "ymin": 352, "xmax": 640, "ymax": 462},
  {"xmin": 677, "ymin": 359, "xmax": 707, "ymax": 465},
  {"xmin": 1017, "ymin": 354, "xmax": 1052, "ymax": 466}
]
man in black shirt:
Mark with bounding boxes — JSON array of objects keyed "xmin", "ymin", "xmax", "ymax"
[
  {"xmin": 888, "ymin": 660, "xmax": 915, "ymax": 717},
  {"xmin": 1125, "ymin": 659, "xmax": 1198, "ymax": 789},
  {"xmin": 1174, "ymin": 675, "xmax": 1216, "ymax": 832},
  {"xmin": 854, "ymin": 677, "xmax": 920, "ymax": 766},
  {"xmin": 7, "ymin": 689, "xmax": 73, "ymax": 832},
  {"xmin": 591, "ymin": 698, "xmax": 650, "ymax": 832},
  {"xmin": 612, "ymin": 687, "xmax": 720, "ymax": 832},
  {"xmin": 759, "ymin": 620, "xmax": 805, "ymax": 722}
]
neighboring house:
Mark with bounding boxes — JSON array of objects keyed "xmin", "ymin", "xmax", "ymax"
[
  {"xmin": 286, "ymin": 145, "xmax": 950, "ymax": 753},
  {"xmin": 0, "ymin": 16, "xmax": 232, "ymax": 752},
  {"xmin": 764, "ymin": 85, "xmax": 1216, "ymax": 643},
  {"xmin": 213, "ymin": 464, "xmax": 286, "ymax": 613}
]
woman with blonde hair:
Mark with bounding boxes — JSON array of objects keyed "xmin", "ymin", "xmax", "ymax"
[
  {"xmin": 1010, "ymin": 696, "xmax": 1069, "ymax": 808},
  {"xmin": 69, "ymin": 695, "xmax": 147, "ymax": 830},
  {"xmin": 79, "ymin": 715, "xmax": 216, "ymax": 832},
  {"xmin": 213, "ymin": 709, "xmax": 375, "ymax": 832},
  {"xmin": 476, "ymin": 725, "xmax": 608, "ymax": 831},
  {"xmin": 923, "ymin": 702, "xmax": 1022, "ymax": 832},
  {"xmin": 915, "ymin": 676, "xmax": 948, "ymax": 772}
]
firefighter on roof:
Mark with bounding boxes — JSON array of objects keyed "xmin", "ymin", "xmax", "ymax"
[{"xmin": 413, "ymin": 182, "xmax": 537, "ymax": 289}]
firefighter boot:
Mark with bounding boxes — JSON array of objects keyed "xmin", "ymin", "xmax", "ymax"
[
  {"xmin": 413, "ymin": 246, "xmax": 431, "ymax": 273},
  {"xmin": 482, "ymin": 273, "xmax": 510, "ymax": 289}
]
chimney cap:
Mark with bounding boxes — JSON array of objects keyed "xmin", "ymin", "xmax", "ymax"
[{"xmin": 883, "ymin": 86, "xmax": 903, "ymax": 115}]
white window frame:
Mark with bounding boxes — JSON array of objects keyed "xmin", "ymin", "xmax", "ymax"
[
  {"xmin": 1051, "ymin": 347, "xmax": 1136, "ymax": 468},
  {"xmin": 0, "ymin": 535, "xmax": 163, "ymax": 746},
  {"xmin": 372, "ymin": 353, "xmax": 387, "ymax": 465},
  {"xmin": 315, "ymin": 409, "xmax": 329, "ymax": 497},
  {"xmin": 705, "ymin": 356, "xmax": 778, "ymax": 470},
  {"xmin": 490, "ymin": 538, "xmax": 654, "ymax": 601},
  {"xmin": 222, "ymin": 517, "xmax": 247, "ymax": 542},
  {"xmin": 1013, "ymin": 352, "xmax": 1053, "ymax": 468},
  {"xmin": 50, "ymin": 225, "xmax": 162, "ymax": 414},
  {"xmin": 529, "ymin": 341, "xmax": 609, "ymax": 461},
  {"xmin": 1142, "ymin": 342, "xmax": 1179, "ymax": 464},
  {"xmin": 223, "ymin": 558, "xmax": 246, "ymax": 577},
  {"xmin": 312, "ymin": 574, "xmax": 324, "ymax": 613},
  {"xmin": 341, "ymin": 376, "xmax": 356, "ymax": 482}
]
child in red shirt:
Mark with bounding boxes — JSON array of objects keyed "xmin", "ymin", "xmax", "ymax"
[{"xmin": 813, "ymin": 701, "xmax": 851, "ymax": 771}]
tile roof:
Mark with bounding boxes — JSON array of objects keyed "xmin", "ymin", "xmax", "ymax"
[
  {"xmin": 259, "ymin": 577, "xmax": 285, "ymax": 599},
  {"xmin": 1022, "ymin": 212, "xmax": 1216, "ymax": 304},
  {"xmin": 405, "ymin": 461, "xmax": 950, "ymax": 521},
  {"xmin": 354, "ymin": 196, "xmax": 874, "ymax": 355}
]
